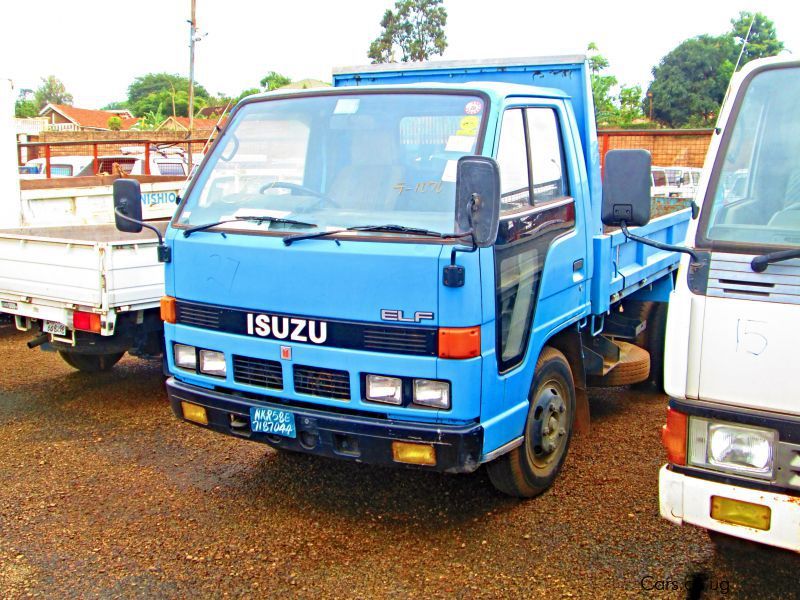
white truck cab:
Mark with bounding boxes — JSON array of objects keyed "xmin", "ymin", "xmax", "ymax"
[{"xmin": 659, "ymin": 56, "xmax": 800, "ymax": 552}]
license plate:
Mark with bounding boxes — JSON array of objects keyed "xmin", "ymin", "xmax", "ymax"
[
  {"xmin": 43, "ymin": 320, "xmax": 67, "ymax": 336},
  {"xmin": 249, "ymin": 407, "xmax": 296, "ymax": 438}
]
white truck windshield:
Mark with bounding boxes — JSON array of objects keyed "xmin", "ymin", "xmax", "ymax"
[
  {"xmin": 175, "ymin": 92, "xmax": 487, "ymax": 235},
  {"xmin": 703, "ymin": 66, "xmax": 800, "ymax": 249}
]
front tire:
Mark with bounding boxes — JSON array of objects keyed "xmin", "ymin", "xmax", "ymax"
[
  {"xmin": 58, "ymin": 351, "xmax": 125, "ymax": 373},
  {"xmin": 487, "ymin": 347, "xmax": 576, "ymax": 498}
]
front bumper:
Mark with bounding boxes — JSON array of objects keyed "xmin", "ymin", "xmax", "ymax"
[
  {"xmin": 659, "ymin": 465, "xmax": 800, "ymax": 552},
  {"xmin": 167, "ymin": 377, "xmax": 484, "ymax": 473}
]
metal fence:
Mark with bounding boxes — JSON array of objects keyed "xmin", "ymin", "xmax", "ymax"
[
  {"xmin": 17, "ymin": 138, "xmax": 214, "ymax": 178},
  {"xmin": 598, "ymin": 129, "xmax": 714, "ymax": 170}
]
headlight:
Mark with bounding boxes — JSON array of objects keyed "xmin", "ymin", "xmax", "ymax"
[
  {"xmin": 413, "ymin": 379, "xmax": 450, "ymax": 409},
  {"xmin": 365, "ymin": 375, "xmax": 402, "ymax": 405},
  {"xmin": 174, "ymin": 344, "xmax": 197, "ymax": 370},
  {"xmin": 688, "ymin": 417, "xmax": 776, "ymax": 478},
  {"xmin": 199, "ymin": 349, "xmax": 226, "ymax": 377}
]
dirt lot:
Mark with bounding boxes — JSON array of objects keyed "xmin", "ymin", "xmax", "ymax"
[{"xmin": 0, "ymin": 327, "xmax": 797, "ymax": 599}]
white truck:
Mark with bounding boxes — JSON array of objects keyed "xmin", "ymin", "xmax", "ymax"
[
  {"xmin": 658, "ymin": 56, "xmax": 800, "ymax": 551},
  {"xmin": 0, "ymin": 79, "xmax": 180, "ymax": 371}
]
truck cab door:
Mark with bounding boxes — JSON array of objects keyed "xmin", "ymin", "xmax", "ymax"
[{"xmin": 491, "ymin": 104, "xmax": 587, "ymax": 399}]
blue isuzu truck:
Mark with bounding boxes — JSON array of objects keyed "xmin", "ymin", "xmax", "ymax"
[{"xmin": 113, "ymin": 56, "xmax": 690, "ymax": 497}]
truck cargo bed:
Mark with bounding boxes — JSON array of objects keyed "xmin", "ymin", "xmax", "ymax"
[{"xmin": 0, "ymin": 222, "xmax": 168, "ymax": 311}]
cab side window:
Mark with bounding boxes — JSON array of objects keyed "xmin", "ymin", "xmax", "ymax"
[
  {"xmin": 496, "ymin": 109, "xmax": 531, "ymax": 212},
  {"xmin": 527, "ymin": 108, "xmax": 569, "ymax": 202}
]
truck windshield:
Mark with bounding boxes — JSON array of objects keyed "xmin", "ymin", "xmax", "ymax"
[
  {"xmin": 175, "ymin": 92, "xmax": 486, "ymax": 235},
  {"xmin": 702, "ymin": 66, "xmax": 800, "ymax": 249}
]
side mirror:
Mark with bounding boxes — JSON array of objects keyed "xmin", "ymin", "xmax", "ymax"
[
  {"xmin": 455, "ymin": 156, "xmax": 500, "ymax": 247},
  {"xmin": 113, "ymin": 179, "xmax": 143, "ymax": 233},
  {"xmin": 601, "ymin": 149, "xmax": 652, "ymax": 227}
]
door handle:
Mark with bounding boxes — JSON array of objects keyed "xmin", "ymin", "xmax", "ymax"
[{"xmin": 573, "ymin": 259, "xmax": 584, "ymax": 272}]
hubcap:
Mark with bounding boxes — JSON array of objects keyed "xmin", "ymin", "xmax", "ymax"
[{"xmin": 528, "ymin": 380, "xmax": 568, "ymax": 468}]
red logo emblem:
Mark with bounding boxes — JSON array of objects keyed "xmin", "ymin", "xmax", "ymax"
[
  {"xmin": 464, "ymin": 100, "xmax": 483, "ymax": 115},
  {"xmin": 280, "ymin": 346, "xmax": 292, "ymax": 361}
]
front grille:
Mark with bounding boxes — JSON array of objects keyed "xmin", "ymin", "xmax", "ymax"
[
  {"xmin": 233, "ymin": 355, "xmax": 283, "ymax": 390},
  {"xmin": 362, "ymin": 326, "xmax": 434, "ymax": 355},
  {"xmin": 294, "ymin": 365, "xmax": 351, "ymax": 400},
  {"xmin": 776, "ymin": 442, "xmax": 800, "ymax": 491},
  {"xmin": 707, "ymin": 253, "xmax": 800, "ymax": 305},
  {"xmin": 176, "ymin": 302, "xmax": 222, "ymax": 329}
]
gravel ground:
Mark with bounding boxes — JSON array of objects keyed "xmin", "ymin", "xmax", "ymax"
[{"xmin": 0, "ymin": 327, "xmax": 797, "ymax": 599}]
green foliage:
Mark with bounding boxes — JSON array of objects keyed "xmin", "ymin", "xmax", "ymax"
[
  {"xmin": 235, "ymin": 88, "xmax": 261, "ymax": 103},
  {"xmin": 646, "ymin": 35, "xmax": 735, "ymax": 128},
  {"xmin": 645, "ymin": 11, "xmax": 783, "ymax": 128},
  {"xmin": 587, "ymin": 42, "xmax": 618, "ymax": 126},
  {"xmin": 15, "ymin": 99, "xmax": 38, "ymax": 118},
  {"xmin": 132, "ymin": 104, "xmax": 166, "ymax": 131},
  {"xmin": 368, "ymin": 0, "xmax": 447, "ymax": 63},
  {"xmin": 730, "ymin": 11, "xmax": 784, "ymax": 67},
  {"xmin": 127, "ymin": 73, "xmax": 209, "ymax": 117},
  {"xmin": 617, "ymin": 85, "xmax": 645, "ymax": 127},
  {"xmin": 34, "ymin": 76, "xmax": 73, "ymax": 109},
  {"xmin": 101, "ymin": 101, "xmax": 128, "ymax": 111},
  {"xmin": 260, "ymin": 72, "xmax": 291, "ymax": 91},
  {"xmin": 107, "ymin": 116, "xmax": 122, "ymax": 131}
]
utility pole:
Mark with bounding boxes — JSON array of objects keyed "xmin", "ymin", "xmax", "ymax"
[{"xmin": 187, "ymin": 0, "xmax": 196, "ymax": 170}]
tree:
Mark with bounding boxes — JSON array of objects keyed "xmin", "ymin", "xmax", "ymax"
[
  {"xmin": 260, "ymin": 72, "xmax": 291, "ymax": 91},
  {"xmin": 730, "ymin": 11, "xmax": 784, "ymax": 67},
  {"xmin": 368, "ymin": 0, "xmax": 447, "ymax": 63},
  {"xmin": 644, "ymin": 11, "xmax": 784, "ymax": 128},
  {"xmin": 616, "ymin": 85, "xmax": 645, "ymax": 126},
  {"xmin": 107, "ymin": 116, "xmax": 122, "ymax": 131},
  {"xmin": 645, "ymin": 35, "xmax": 736, "ymax": 128},
  {"xmin": 126, "ymin": 73, "xmax": 209, "ymax": 117},
  {"xmin": 15, "ymin": 99, "xmax": 38, "ymax": 118},
  {"xmin": 587, "ymin": 42, "xmax": 618, "ymax": 126},
  {"xmin": 34, "ymin": 76, "xmax": 73, "ymax": 109},
  {"xmin": 101, "ymin": 101, "xmax": 128, "ymax": 111}
]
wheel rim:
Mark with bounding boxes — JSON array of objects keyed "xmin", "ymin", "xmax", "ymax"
[{"xmin": 526, "ymin": 377, "xmax": 569, "ymax": 469}]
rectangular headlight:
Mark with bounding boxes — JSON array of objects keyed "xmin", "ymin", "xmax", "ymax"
[
  {"xmin": 366, "ymin": 374, "xmax": 402, "ymax": 405},
  {"xmin": 174, "ymin": 344, "xmax": 197, "ymax": 370},
  {"xmin": 413, "ymin": 379, "xmax": 450, "ymax": 409},
  {"xmin": 688, "ymin": 417, "xmax": 775, "ymax": 478},
  {"xmin": 199, "ymin": 349, "xmax": 226, "ymax": 377}
]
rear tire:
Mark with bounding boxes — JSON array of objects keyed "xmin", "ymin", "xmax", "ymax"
[
  {"xmin": 59, "ymin": 351, "xmax": 125, "ymax": 373},
  {"xmin": 487, "ymin": 347, "xmax": 575, "ymax": 498}
]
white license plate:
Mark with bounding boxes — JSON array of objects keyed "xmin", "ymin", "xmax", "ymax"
[{"xmin": 43, "ymin": 320, "xmax": 67, "ymax": 336}]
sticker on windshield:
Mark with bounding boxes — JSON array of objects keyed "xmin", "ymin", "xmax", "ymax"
[
  {"xmin": 441, "ymin": 160, "xmax": 458, "ymax": 183},
  {"xmin": 334, "ymin": 98, "xmax": 360, "ymax": 114},
  {"xmin": 456, "ymin": 116, "xmax": 479, "ymax": 136},
  {"xmin": 445, "ymin": 135, "xmax": 476, "ymax": 153},
  {"xmin": 464, "ymin": 100, "xmax": 483, "ymax": 115}
]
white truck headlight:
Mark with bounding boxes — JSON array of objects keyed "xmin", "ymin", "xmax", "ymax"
[
  {"xmin": 413, "ymin": 379, "xmax": 450, "ymax": 409},
  {"xmin": 174, "ymin": 344, "xmax": 197, "ymax": 370},
  {"xmin": 366, "ymin": 375, "xmax": 403, "ymax": 405},
  {"xmin": 688, "ymin": 417, "xmax": 775, "ymax": 478},
  {"xmin": 199, "ymin": 350, "xmax": 226, "ymax": 377}
]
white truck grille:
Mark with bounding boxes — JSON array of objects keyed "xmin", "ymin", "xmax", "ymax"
[{"xmin": 708, "ymin": 252, "xmax": 800, "ymax": 305}]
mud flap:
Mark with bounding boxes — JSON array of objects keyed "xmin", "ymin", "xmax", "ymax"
[{"xmin": 574, "ymin": 387, "xmax": 590, "ymax": 435}]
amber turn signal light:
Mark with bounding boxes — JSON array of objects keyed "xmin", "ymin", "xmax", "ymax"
[
  {"xmin": 438, "ymin": 326, "xmax": 480, "ymax": 359},
  {"xmin": 661, "ymin": 407, "xmax": 688, "ymax": 466},
  {"xmin": 161, "ymin": 296, "xmax": 177, "ymax": 323}
]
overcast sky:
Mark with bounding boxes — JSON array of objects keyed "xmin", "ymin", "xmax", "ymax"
[{"xmin": 3, "ymin": 0, "xmax": 798, "ymax": 108}]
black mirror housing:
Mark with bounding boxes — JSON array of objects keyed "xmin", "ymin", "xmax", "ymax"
[
  {"xmin": 113, "ymin": 179, "xmax": 143, "ymax": 233},
  {"xmin": 455, "ymin": 156, "xmax": 501, "ymax": 248},
  {"xmin": 601, "ymin": 149, "xmax": 652, "ymax": 227}
]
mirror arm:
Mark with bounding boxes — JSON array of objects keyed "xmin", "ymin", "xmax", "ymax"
[
  {"xmin": 114, "ymin": 207, "xmax": 171, "ymax": 263},
  {"xmin": 620, "ymin": 220, "xmax": 699, "ymax": 264}
]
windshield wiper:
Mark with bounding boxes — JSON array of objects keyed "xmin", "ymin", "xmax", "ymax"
[
  {"xmin": 183, "ymin": 215, "xmax": 317, "ymax": 237},
  {"xmin": 751, "ymin": 248, "xmax": 800, "ymax": 272},
  {"xmin": 283, "ymin": 224, "xmax": 465, "ymax": 246}
]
